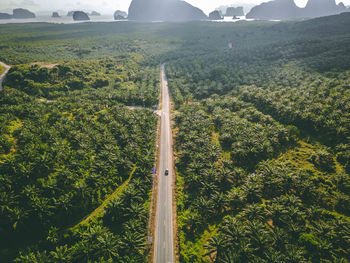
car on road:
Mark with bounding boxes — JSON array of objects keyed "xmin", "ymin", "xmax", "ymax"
[{"xmin": 165, "ymin": 169, "xmax": 169, "ymax": 176}]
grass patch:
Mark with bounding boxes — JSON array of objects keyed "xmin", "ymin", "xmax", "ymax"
[
  {"xmin": 211, "ymin": 131, "xmax": 231, "ymax": 160},
  {"xmin": 179, "ymin": 224, "xmax": 217, "ymax": 263},
  {"xmin": 277, "ymin": 141, "xmax": 342, "ymax": 176},
  {"xmin": 0, "ymin": 65, "xmax": 5, "ymax": 75}
]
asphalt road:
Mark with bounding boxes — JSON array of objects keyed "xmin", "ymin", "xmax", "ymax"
[
  {"xmin": 154, "ymin": 64, "xmax": 174, "ymax": 263},
  {"xmin": 0, "ymin": 62, "xmax": 10, "ymax": 91}
]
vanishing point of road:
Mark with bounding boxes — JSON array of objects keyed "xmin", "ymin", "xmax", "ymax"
[{"xmin": 154, "ymin": 64, "xmax": 175, "ymax": 263}]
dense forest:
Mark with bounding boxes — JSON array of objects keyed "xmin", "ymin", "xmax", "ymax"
[
  {"xmin": 0, "ymin": 49, "xmax": 159, "ymax": 261},
  {"xmin": 165, "ymin": 13, "xmax": 350, "ymax": 262},
  {"xmin": 0, "ymin": 12, "xmax": 349, "ymax": 263}
]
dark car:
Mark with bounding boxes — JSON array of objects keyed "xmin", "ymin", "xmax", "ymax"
[{"xmin": 165, "ymin": 169, "xmax": 169, "ymax": 176}]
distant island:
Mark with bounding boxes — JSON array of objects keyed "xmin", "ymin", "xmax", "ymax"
[
  {"xmin": 209, "ymin": 10, "xmax": 223, "ymax": 20},
  {"xmin": 13, "ymin": 8, "xmax": 36, "ymax": 19},
  {"xmin": 302, "ymin": 0, "xmax": 347, "ymax": 17},
  {"xmin": 52, "ymin": 12, "xmax": 60, "ymax": 18},
  {"xmin": 211, "ymin": 6, "xmax": 244, "ymax": 18},
  {"xmin": 73, "ymin": 11, "xmax": 90, "ymax": 21},
  {"xmin": 216, "ymin": 4, "xmax": 251, "ymax": 16},
  {"xmin": 0, "ymin": 8, "xmax": 36, "ymax": 19},
  {"xmin": 114, "ymin": 10, "xmax": 127, "ymax": 20},
  {"xmin": 246, "ymin": 0, "xmax": 347, "ymax": 20},
  {"xmin": 128, "ymin": 0, "xmax": 207, "ymax": 21},
  {"xmin": 90, "ymin": 11, "xmax": 101, "ymax": 16},
  {"xmin": 225, "ymin": 7, "xmax": 244, "ymax": 16},
  {"xmin": 68, "ymin": 11, "xmax": 99, "ymax": 18},
  {"xmin": 0, "ymin": 13, "xmax": 12, "ymax": 19}
]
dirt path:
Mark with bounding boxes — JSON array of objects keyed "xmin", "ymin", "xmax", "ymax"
[{"xmin": 0, "ymin": 62, "xmax": 11, "ymax": 91}]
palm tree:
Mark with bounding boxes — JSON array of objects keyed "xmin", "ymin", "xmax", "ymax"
[
  {"xmin": 242, "ymin": 182, "xmax": 262, "ymax": 204},
  {"xmin": 96, "ymin": 232, "xmax": 119, "ymax": 259},
  {"xmin": 193, "ymin": 196, "xmax": 214, "ymax": 219},
  {"xmin": 219, "ymin": 249, "xmax": 240, "ymax": 263},
  {"xmin": 119, "ymin": 231, "xmax": 145, "ymax": 256},
  {"xmin": 266, "ymin": 202, "xmax": 288, "ymax": 227},
  {"xmin": 186, "ymin": 211, "xmax": 203, "ymax": 234},
  {"xmin": 80, "ymin": 225, "xmax": 106, "ymax": 241},
  {"xmin": 187, "ymin": 160, "xmax": 203, "ymax": 174},
  {"xmin": 226, "ymin": 187, "xmax": 246, "ymax": 210},
  {"xmin": 125, "ymin": 202, "xmax": 146, "ymax": 220},
  {"xmin": 122, "ymin": 218, "xmax": 141, "ymax": 233},
  {"xmin": 242, "ymin": 204, "xmax": 265, "ymax": 222},
  {"xmin": 15, "ymin": 250, "xmax": 50, "ymax": 263},
  {"xmin": 200, "ymin": 181, "xmax": 218, "ymax": 196},
  {"xmin": 10, "ymin": 207, "xmax": 28, "ymax": 230},
  {"xmin": 284, "ymin": 244, "xmax": 307, "ymax": 263},
  {"xmin": 244, "ymin": 221, "xmax": 271, "ymax": 256},
  {"xmin": 221, "ymin": 217, "xmax": 244, "ymax": 244},
  {"xmin": 47, "ymin": 226, "xmax": 59, "ymax": 244},
  {"xmin": 263, "ymin": 248, "xmax": 284, "ymax": 263},
  {"xmin": 0, "ymin": 191, "xmax": 17, "ymax": 213},
  {"xmin": 74, "ymin": 179, "xmax": 88, "ymax": 199},
  {"xmin": 236, "ymin": 241, "xmax": 255, "ymax": 262},
  {"xmin": 50, "ymin": 245, "xmax": 71, "ymax": 262},
  {"xmin": 330, "ymin": 256, "xmax": 348, "ymax": 263},
  {"xmin": 211, "ymin": 191, "xmax": 227, "ymax": 214},
  {"xmin": 216, "ymin": 166, "xmax": 234, "ymax": 189},
  {"xmin": 270, "ymin": 227, "xmax": 288, "ymax": 251},
  {"xmin": 205, "ymin": 235, "xmax": 228, "ymax": 261},
  {"xmin": 55, "ymin": 193, "xmax": 73, "ymax": 213},
  {"xmin": 122, "ymin": 186, "xmax": 142, "ymax": 207}
]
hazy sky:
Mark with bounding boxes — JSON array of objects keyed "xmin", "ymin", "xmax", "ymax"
[{"xmin": 1, "ymin": 0, "xmax": 349, "ymax": 14}]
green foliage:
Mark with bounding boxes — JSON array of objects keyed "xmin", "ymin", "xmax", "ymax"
[
  {"xmin": 4, "ymin": 56, "xmax": 159, "ymax": 107},
  {"xmin": 0, "ymin": 11, "xmax": 350, "ymax": 263},
  {"xmin": 165, "ymin": 14, "xmax": 350, "ymax": 263},
  {"xmin": 0, "ymin": 55, "xmax": 157, "ymax": 261},
  {"xmin": 0, "ymin": 22, "xmax": 169, "ymax": 64}
]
